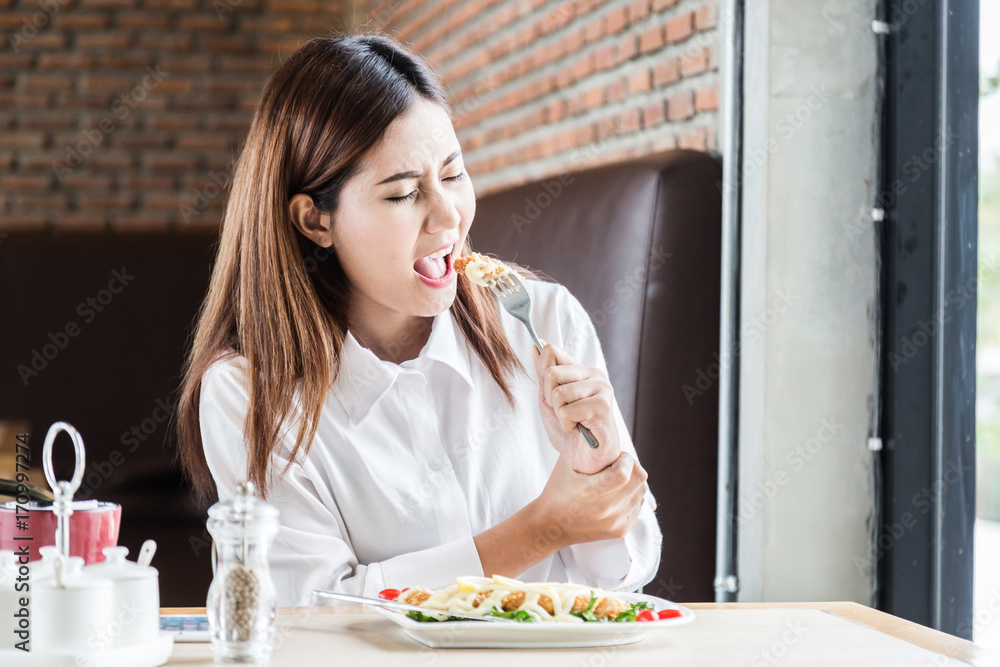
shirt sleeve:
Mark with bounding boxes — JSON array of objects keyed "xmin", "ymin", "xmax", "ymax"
[
  {"xmin": 552, "ymin": 285, "xmax": 664, "ymax": 593},
  {"xmin": 199, "ymin": 358, "xmax": 485, "ymax": 607}
]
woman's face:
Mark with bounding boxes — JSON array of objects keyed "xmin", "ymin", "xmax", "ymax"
[{"xmin": 331, "ymin": 98, "xmax": 475, "ymax": 322}]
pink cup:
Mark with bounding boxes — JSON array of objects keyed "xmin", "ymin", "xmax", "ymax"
[{"xmin": 0, "ymin": 499, "xmax": 121, "ymax": 564}]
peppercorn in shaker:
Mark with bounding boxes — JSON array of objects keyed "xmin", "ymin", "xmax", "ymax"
[{"xmin": 207, "ymin": 480, "xmax": 280, "ymax": 663}]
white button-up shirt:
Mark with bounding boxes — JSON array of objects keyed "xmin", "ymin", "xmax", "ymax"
[{"xmin": 200, "ymin": 278, "xmax": 662, "ymax": 606}]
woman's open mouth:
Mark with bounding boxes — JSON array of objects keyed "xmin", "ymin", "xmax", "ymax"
[{"xmin": 413, "ymin": 243, "xmax": 456, "ymax": 287}]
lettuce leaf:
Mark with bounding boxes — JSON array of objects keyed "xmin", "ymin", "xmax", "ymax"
[
  {"xmin": 487, "ymin": 607, "xmax": 535, "ymax": 622},
  {"xmin": 611, "ymin": 601, "xmax": 654, "ymax": 622},
  {"xmin": 405, "ymin": 611, "xmax": 462, "ymax": 622},
  {"xmin": 570, "ymin": 593, "xmax": 599, "ymax": 622}
]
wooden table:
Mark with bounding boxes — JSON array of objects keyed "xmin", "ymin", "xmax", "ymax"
[{"xmin": 161, "ymin": 602, "xmax": 997, "ymax": 666}]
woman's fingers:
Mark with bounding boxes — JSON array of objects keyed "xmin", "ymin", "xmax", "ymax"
[
  {"xmin": 547, "ymin": 374, "xmax": 602, "ymax": 418},
  {"xmin": 633, "ymin": 458, "xmax": 649, "ymax": 482},
  {"xmin": 535, "ymin": 340, "xmax": 610, "ymax": 409},
  {"xmin": 534, "ymin": 341, "xmax": 560, "ymax": 404},
  {"xmin": 539, "ymin": 450, "xmax": 653, "ymax": 544},
  {"xmin": 621, "ymin": 462, "xmax": 648, "ymax": 531},
  {"xmin": 542, "ymin": 364, "xmax": 593, "ymax": 407},
  {"xmin": 627, "ymin": 457, "xmax": 655, "ymax": 511},
  {"xmin": 554, "ymin": 393, "xmax": 611, "ymax": 434},
  {"xmin": 594, "ymin": 451, "xmax": 633, "ymax": 490},
  {"xmin": 540, "ymin": 341, "xmax": 579, "ymax": 366},
  {"xmin": 604, "ymin": 454, "xmax": 646, "ymax": 500},
  {"xmin": 535, "ymin": 340, "xmax": 602, "ymax": 381},
  {"xmin": 534, "ymin": 338, "xmax": 623, "ymax": 478},
  {"xmin": 531, "ymin": 337, "xmax": 547, "ymax": 368}
]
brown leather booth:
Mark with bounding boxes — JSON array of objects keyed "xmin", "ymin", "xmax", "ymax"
[
  {"xmin": 472, "ymin": 150, "xmax": 722, "ymax": 601},
  {"xmin": 0, "ymin": 149, "xmax": 721, "ymax": 605}
]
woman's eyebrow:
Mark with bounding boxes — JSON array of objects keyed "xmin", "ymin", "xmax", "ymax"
[{"xmin": 375, "ymin": 150, "xmax": 462, "ymax": 185}]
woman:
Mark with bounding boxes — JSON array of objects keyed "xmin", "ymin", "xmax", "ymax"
[{"xmin": 175, "ymin": 31, "xmax": 661, "ymax": 607}]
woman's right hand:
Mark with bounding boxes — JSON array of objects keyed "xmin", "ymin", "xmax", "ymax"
[{"xmin": 529, "ymin": 451, "xmax": 648, "ymax": 554}]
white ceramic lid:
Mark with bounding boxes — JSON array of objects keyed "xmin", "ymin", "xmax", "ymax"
[
  {"xmin": 29, "ymin": 546, "xmax": 77, "ymax": 580},
  {"xmin": 38, "ymin": 555, "xmax": 112, "ymax": 590},
  {"xmin": 84, "ymin": 546, "xmax": 158, "ymax": 580}
]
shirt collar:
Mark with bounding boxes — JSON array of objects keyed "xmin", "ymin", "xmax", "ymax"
[{"xmin": 331, "ymin": 307, "xmax": 476, "ymax": 426}]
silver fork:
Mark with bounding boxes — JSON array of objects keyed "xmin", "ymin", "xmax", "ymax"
[
  {"xmin": 489, "ymin": 272, "xmax": 600, "ymax": 449},
  {"xmin": 311, "ymin": 590, "xmax": 519, "ymax": 623}
]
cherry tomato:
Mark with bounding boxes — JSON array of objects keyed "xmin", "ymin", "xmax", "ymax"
[
  {"xmin": 657, "ymin": 609, "xmax": 682, "ymax": 620},
  {"xmin": 636, "ymin": 609, "xmax": 656, "ymax": 622},
  {"xmin": 378, "ymin": 588, "xmax": 401, "ymax": 600}
]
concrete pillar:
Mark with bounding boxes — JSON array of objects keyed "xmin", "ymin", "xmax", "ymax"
[{"xmin": 736, "ymin": 0, "xmax": 879, "ymax": 603}]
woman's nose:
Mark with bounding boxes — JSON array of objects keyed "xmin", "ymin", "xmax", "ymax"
[{"xmin": 424, "ymin": 187, "xmax": 462, "ymax": 233}]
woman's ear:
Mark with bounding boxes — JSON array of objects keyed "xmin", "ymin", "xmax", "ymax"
[{"xmin": 288, "ymin": 194, "xmax": 334, "ymax": 247}]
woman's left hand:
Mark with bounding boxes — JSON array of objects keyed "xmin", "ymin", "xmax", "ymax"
[{"xmin": 533, "ymin": 340, "xmax": 621, "ymax": 474}]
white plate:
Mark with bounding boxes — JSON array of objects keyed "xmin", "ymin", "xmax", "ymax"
[{"xmin": 372, "ymin": 592, "xmax": 694, "ymax": 649}]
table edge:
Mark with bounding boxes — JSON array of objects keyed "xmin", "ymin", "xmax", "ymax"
[
  {"xmin": 161, "ymin": 601, "xmax": 995, "ymax": 664},
  {"xmin": 683, "ymin": 601, "xmax": 990, "ymax": 666}
]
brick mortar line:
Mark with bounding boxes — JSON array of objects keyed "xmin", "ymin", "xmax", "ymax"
[
  {"xmin": 470, "ymin": 111, "xmax": 718, "ymax": 170},
  {"xmin": 439, "ymin": 0, "xmax": 710, "ymax": 94},
  {"xmin": 459, "ymin": 56, "xmax": 719, "ymax": 150},
  {"xmin": 438, "ymin": 4, "xmax": 624, "ymax": 94},
  {"xmin": 390, "ymin": 0, "xmax": 485, "ymax": 52},
  {"xmin": 429, "ymin": 0, "xmax": 640, "ymax": 88},
  {"xmin": 460, "ymin": 67, "xmax": 719, "ymax": 157},
  {"xmin": 466, "ymin": 104, "xmax": 719, "ymax": 175},
  {"xmin": 469, "ymin": 112, "xmax": 718, "ymax": 193},
  {"xmin": 444, "ymin": 9, "xmax": 717, "ymax": 132},
  {"xmin": 402, "ymin": 0, "xmax": 534, "ymax": 57}
]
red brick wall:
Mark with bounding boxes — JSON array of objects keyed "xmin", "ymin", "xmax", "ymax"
[
  {"xmin": 0, "ymin": 0, "xmax": 346, "ymax": 232},
  {"xmin": 0, "ymin": 0, "xmax": 721, "ymax": 232},
  {"xmin": 358, "ymin": 0, "xmax": 720, "ymax": 196}
]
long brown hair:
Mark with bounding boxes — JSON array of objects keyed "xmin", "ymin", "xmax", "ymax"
[{"xmin": 174, "ymin": 31, "xmax": 542, "ymax": 503}]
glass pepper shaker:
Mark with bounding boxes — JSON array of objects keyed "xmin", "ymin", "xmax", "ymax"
[{"xmin": 207, "ymin": 480, "xmax": 280, "ymax": 664}]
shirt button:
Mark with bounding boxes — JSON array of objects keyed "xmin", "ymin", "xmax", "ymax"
[{"xmin": 428, "ymin": 458, "xmax": 443, "ymax": 471}]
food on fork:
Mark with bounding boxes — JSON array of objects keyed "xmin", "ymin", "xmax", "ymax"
[
  {"xmin": 453, "ymin": 252, "xmax": 520, "ymax": 287},
  {"xmin": 377, "ymin": 575, "xmax": 683, "ymax": 623}
]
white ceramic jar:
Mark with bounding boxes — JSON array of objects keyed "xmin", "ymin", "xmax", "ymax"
[
  {"xmin": 29, "ymin": 544, "xmax": 61, "ymax": 582},
  {"xmin": 32, "ymin": 555, "xmax": 114, "ymax": 656},
  {"xmin": 83, "ymin": 545, "xmax": 161, "ymax": 648},
  {"xmin": 0, "ymin": 550, "xmax": 23, "ymax": 648}
]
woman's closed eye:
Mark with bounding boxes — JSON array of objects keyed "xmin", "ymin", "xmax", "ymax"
[{"xmin": 387, "ymin": 172, "xmax": 467, "ymax": 204}]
